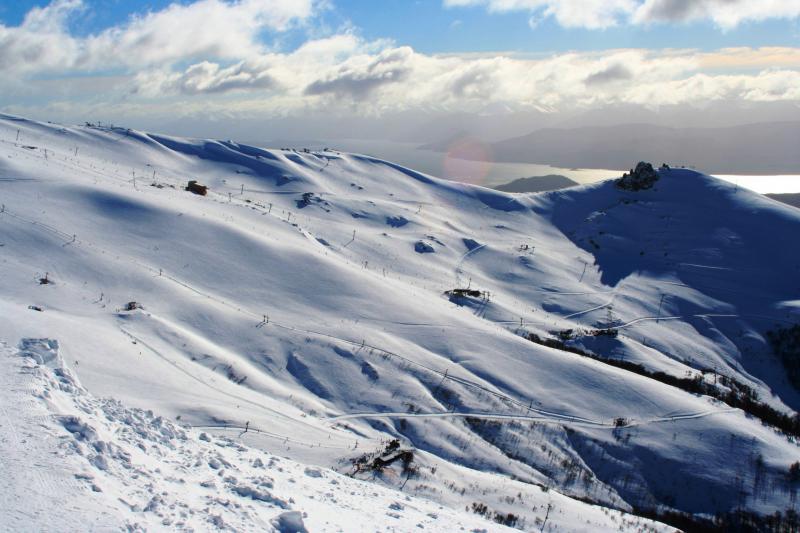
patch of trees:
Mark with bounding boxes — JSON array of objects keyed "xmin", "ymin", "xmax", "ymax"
[
  {"xmin": 632, "ymin": 463, "xmax": 800, "ymax": 531},
  {"xmin": 767, "ymin": 324, "xmax": 800, "ymax": 391},
  {"xmin": 789, "ymin": 461, "xmax": 800, "ymax": 483},
  {"xmin": 635, "ymin": 507, "xmax": 800, "ymax": 533},
  {"xmin": 469, "ymin": 502, "xmax": 520, "ymax": 528},
  {"xmin": 525, "ymin": 332, "xmax": 800, "ymax": 438}
]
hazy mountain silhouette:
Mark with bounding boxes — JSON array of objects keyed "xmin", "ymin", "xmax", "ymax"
[
  {"xmin": 424, "ymin": 122, "xmax": 800, "ymax": 174},
  {"xmin": 493, "ymin": 174, "xmax": 578, "ymax": 193},
  {"xmin": 767, "ymin": 193, "xmax": 800, "ymax": 209}
]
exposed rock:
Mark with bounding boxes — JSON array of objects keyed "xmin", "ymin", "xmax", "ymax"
[
  {"xmin": 414, "ymin": 240, "xmax": 435, "ymax": 253},
  {"xmin": 616, "ymin": 162, "xmax": 659, "ymax": 191}
]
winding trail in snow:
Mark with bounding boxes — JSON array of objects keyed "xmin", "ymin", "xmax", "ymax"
[
  {"xmin": 561, "ymin": 294, "xmax": 617, "ymax": 320},
  {"xmin": 3, "ymin": 164, "xmax": 794, "ymax": 454},
  {"xmin": 613, "ymin": 312, "xmax": 795, "ymax": 329},
  {"xmin": 2, "ymin": 203, "xmax": 786, "ymax": 442},
  {"xmin": 2, "ymin": 204, "xmax": 547, "ymax": 425},
  {"xmin": 454, "ymin": 242, "xmax": 486, "ymax": 287},
  {"xmin": 324, "ymin": 407, "xmax": 737, "ymax": 430}
]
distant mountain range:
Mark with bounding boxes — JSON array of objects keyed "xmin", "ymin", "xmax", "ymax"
[
  {"xmin": 422, "ymin": 121, "xmax": 800, "ymax": 174},
  {"xmin": 492, "ymin": 174, "xmax": 578, "ymax": 193},
  {"xmin": 768, "ymin": 193, "xmax": 800, "ymax": 209}
]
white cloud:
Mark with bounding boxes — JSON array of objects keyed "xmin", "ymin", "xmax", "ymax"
[
  {"xmin": 304, "ymin": 47, "xmax": 415, "ymax": 97},
  {"xmin": 82, "ymin": 0, "xmax": 316, "ymax": 68},
  {"xmin": 444, "ymin": 0, "xmax": 637, "ymax": 29},
  {"xmin": 633, "ymin": 0, "xmax": 800, "ymax": 30},
  {"xmin": 130, "ymin": 44, "xmax": 800, "ymax": 116},
  {"xmin": 135, "ymin": 59, "xmax": 279, "ymax": 96},
  {"xmin": 0, "ymin": 0, "xmax": 82, "ymax": 72},
  {"xmin": 0, "ymin": 0, "xmax": 316, "ymax": 73},
  {"xmin": 444, "ymin": 0, "xmax": 800, "ymax": 29}
]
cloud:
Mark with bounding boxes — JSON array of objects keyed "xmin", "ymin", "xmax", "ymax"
[
  {"xmin": 82, "ymin": 0, "xmax": 316, "ymax": 68},
  {"xmin": 0, "ymin": 0, "xmax": 316, "ymax": 74},
  {"xmin": 617, "ymin": 69, "xmax": 800, "ymax": 106},
  {"xmin": 444, "ymin": 0, "xmax": 800, "ymax": 29},
  {"xmin": 2, "ymin": 2, "xmax": 800, "ymax": 123},
  {"xmin": 0, "ymin": 0, "xmax": 82, "ymax": 72},
  {"xmin": 304, "ymin": 46, "xmax": 414, "ymax": 98},
  {"xmin": 135, "ymin": 60, "xmax": 278, "ymax": 96},
  {"xmin": 633, "ymin": 0, "xmax": 800, "ymax": 29},
  {"xmin": 584, "ymin": 64, "xmax": 633, "ymax": 86},
  {"xmin": 444, "ymin": 0, "xmax": 637, "ymax": 29},
  {"xmin": 21, "ymin": 39, "xmax": 800, "ymax": 119}
]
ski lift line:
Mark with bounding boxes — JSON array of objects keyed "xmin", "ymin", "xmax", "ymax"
[
  {"xmin": 0, "ymin": 207, "xmax": 80, "ymax": 243},
  {"xmin": 8, "ymin": 126, "xmax": 311, "ymax": 199},
  {"xmin": 7, "ymin": 195, "xmax": 798, "ymax": 436},
  {"xmin": 10, "ymin": 201, "xmax": 793, "ymax": 431},
  {"xmin": 117, "ymin": 326, "xmax": 329, "ymax": 436},
  {"xmin": 2, "ymin": 128, "xmax": 193, "ymax": 192},
  {"xmin": 5, "ymin": 197, "xmax": 550, "ymax": 424},
  {"xmin": 189, "ymin": 424, "xmax": 356, "ymax": 450},
  {"xmin": 9, "ymin": 199, "xmax": 797, "ymax": 343}
]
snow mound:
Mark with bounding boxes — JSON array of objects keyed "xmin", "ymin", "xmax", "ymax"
[
  {"xmin": 18, "ymin": 338, "xmax": 62, "ymax": 367},
  {"xmin": 271, "ymin": 511, "xmax": 308, "ymax": 533}
]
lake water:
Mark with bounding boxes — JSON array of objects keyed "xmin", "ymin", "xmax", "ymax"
[
  {"xmin": 268, "ymin": 138, "xmax": 622, "ymax": 188},
  {"xmin": 711, "ymin": 174, "xmax": 800, "ymax": 194},
  {"xmin": 263, "ymin": 138, "xmax": 798, "ymax": 194}
]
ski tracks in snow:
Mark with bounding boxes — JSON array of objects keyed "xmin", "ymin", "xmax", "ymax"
[{"xmin": 454, "ymin": 243, "xmax": 486, "ymax": 287}]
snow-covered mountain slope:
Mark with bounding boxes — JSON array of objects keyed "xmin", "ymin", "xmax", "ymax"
[
  {"xmin": 2, "ymin": 339, "xmax": 535, "ymax": 532},
  {"xmin": 1, "ymin": 115, "xmax": 798, "ymax": 531}
]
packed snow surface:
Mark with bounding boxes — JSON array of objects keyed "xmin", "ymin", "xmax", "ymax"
[{"xmin": 1, "ymin": 115, "xmax": 799, "ymax": 531}]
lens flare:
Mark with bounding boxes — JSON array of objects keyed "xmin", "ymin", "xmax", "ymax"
[{"xmin": 442, "ymin": 137, "xmax": 493, "ymax": 186}]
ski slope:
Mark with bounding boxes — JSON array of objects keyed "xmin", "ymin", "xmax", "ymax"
[{"xmin": 1, "ymin": 114, "xmax": 799, "ymax": 531}]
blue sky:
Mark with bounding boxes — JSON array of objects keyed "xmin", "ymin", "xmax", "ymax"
[
  {"xmin": 1, "ymin": 0, "xmax": 798, "ymax": 55},
  {"xmin": 333, "ymin": 0, "xmax": 800, "ymax": 54}
]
